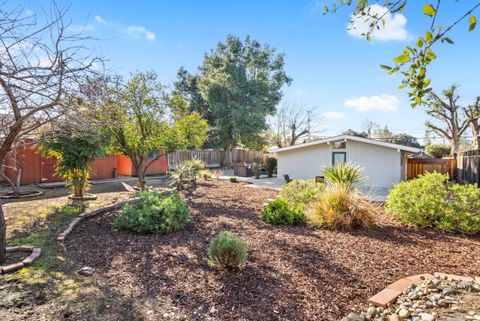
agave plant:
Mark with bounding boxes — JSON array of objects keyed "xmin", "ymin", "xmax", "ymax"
[
  {"xmin": 171, "ymin": 162, "xmax": 190, "ymax": 190},
  {"xmin": 322, "ymin": 163, "xmax": 364, "ymax": 190}
]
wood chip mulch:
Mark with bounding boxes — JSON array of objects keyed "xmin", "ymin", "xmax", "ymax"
[{"xmin": 65, "ymin": 180, "xmax": 480, "ymax": 321}]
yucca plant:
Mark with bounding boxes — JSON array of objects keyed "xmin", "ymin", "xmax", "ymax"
[{"xmin": 322, "ymin": 163, "xmax": 364, "ymax": 190}]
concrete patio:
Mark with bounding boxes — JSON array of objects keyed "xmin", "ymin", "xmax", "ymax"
[{"xmin": 218, "ymin": 171, "xmax": 389, "ymax": 201}]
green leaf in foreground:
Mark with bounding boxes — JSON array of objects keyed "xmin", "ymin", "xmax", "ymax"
[
  {"xmin": 423, "ymin": 4, "xmax": 436, "ymax": 17},
  {"xmin": 469, "ymin": 15, "xmax": 477, "ymax": 32}
]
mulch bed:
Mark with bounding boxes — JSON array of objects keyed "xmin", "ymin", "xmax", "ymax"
[{"xmin": 65, "ymin": 180, "xmax": 480, "ymax": 321}]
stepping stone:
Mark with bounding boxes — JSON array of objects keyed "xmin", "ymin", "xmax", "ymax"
[
  {"xmin": 368, "ymin": 288, "xmax": 401, "ymax": 307},
  {"xmin": 387, "ymin": 278, "xmax": 415, "ymax": 292}
]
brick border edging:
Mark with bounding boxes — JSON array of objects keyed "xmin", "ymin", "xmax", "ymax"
[
  {"xmin": 367, "ymin": 273, "xmax": 480, "ymax": 307},
  {"xmin": 1, "ymin": 246, "xmax": 41, "ymax": 274},
  {"xmin": 57, "ymin": 188, "xmax": 175, "ymax": 242},
  {"xmin": 56, "ymin": 197, "xmax": 140, "ymax": 242}
]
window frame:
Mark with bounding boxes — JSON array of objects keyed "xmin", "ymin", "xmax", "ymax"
[{"xmin": 331, "ymin": 151, "xmax": 347, "ymax": 166}]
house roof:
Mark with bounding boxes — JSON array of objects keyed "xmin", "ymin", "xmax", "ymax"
[{"xmin": 271, "ymin": 135, "xmax": 422, "ymax": 154}]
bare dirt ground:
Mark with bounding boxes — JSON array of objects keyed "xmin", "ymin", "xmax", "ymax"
[{"xmin": 60, "ymin": 180, "xmax": 480, "ymax": 321}]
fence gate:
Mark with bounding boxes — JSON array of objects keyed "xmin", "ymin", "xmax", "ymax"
[
  {"xmin": 455, "ymin": 150, "xmax": 480, "ymax": 184},
  {"xmin": 406, "ymin": 158, "xmax": 456, "ymax": 180}
]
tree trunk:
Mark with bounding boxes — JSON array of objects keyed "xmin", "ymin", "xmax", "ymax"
[
  {"xmin": 0, "ymin": 200, "xmax": 6, "ymax": 263},
  {"xmin": 450, "ymin": 138, "xmax": 460, "ymax": 155},
  {"xmin": 130, "ymin": 155, "xmax": 146, "ymax": 189},
  {"xmin": 472, "ymin": 121, "xmax": 480, "ymax": 150}
]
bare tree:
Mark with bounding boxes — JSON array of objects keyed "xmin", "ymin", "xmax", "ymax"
[
  {"xmin": 425, "ymin": 85, "xmax": 470, "ymax": 155},
  {"xmin": 464, "ymin": 97, "xmax": 480, "ymax": 149},
  {"xmin": 270, "ymin": 101, "xmax": 320, "ymax": 147},
  {"xmin": 361, "ymin": 119, "xmax": 380, "ymax": 138},
  {"xmin": 0, "ymin": 3, "xmax": 101, "ymax": 262}
]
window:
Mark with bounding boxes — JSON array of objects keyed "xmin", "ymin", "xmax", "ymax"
[{"xmin": 332, "ymin": 152, "xmax": 346, "ymax": 166}]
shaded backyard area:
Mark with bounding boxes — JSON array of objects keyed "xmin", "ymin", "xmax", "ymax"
[{"xmin": 60, "ymin": 180, "xmax": 479, "ymax": 321}]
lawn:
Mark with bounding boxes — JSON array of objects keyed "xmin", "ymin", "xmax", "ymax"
[{"xmin": 53, "ymin": 180, "xmax": 480, "ymax": 321}]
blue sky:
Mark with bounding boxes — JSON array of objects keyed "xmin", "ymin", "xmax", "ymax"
[{"xmin": 17, "ymin": 0, "xmax": 480, "ymax": 139}]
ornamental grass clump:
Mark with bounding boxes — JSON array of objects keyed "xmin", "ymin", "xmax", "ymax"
[
  {"xmin": 114, "ymin": 190, "xmax": 190, "ymax": 234},
  {"xmin": 307, "ymin": 185, "xmax": 378, "ymax": 230},
  {"xmin": 322, "ymin": 163, "xmax": 365, "ymax": 190},
  {"xmin": 208, "ymin": 231, "xmax": 248, "ymax": 270}
]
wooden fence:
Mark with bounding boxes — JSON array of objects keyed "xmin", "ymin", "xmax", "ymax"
[
  {"xmin": 168, "ymin": 148, "xmax": 266, "ymax": 170},
  {"xmin": 455, "ymin": 150, "xmax": 480, "ymax": 184},
  {"xmin": 406, "ymin": 158, "xmax": 456, "ymax": 180}
]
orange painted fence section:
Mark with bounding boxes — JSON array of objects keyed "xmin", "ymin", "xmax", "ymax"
[
  {"xmin": 406, "ymin": 158, "xmax": 456, "ymax": 180},
  {"xmin": 2, "ymin": 144, "xmax": 167, "ymax": 185}
]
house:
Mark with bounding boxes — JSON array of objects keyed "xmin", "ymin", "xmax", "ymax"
[
  {"xmin": 273, "ymin": 135, "xmax": 421, "ymax": 189},
  {"xmin": 0, "ymin": 140, "xmax": 168, "ymax": 185}
]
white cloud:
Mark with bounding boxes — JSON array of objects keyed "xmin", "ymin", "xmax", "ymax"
[
  {"xmin": 322, "ymin": 111, "xmax": 347, "ymax": 119},
  {"xmin": 94, "ymin": 15, "xmax": 110, "ymax": 26},
  {"xmin": 348, "ymin": 4, "xmax": 409, "ymax": 41},
  {"xmin": 68, "ymin": 24, "xmax": 95, "ymax": 32},
  {"xmin": 126, "ymin": 25, "xmax": 156, "ymax": 42},
  {"xmin": 344, "ymin": 94, "xmax": 399, "ymax": 112}
]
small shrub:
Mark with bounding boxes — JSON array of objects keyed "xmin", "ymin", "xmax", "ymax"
[
  {"xmin": 278, "ymin": 179, "xmax": 325, "ymax": 213},
  {"xmin": 262, "ymin": 198, "xmax": 306, "ymax": 225},
  {"xmin": 114, "ymin": 190, "xmax": 190, "ymax": 233},
  {"xmin": 322, "ymin": 163, "xmax": 365, "ymax": 189},
  {"xmin": 386, "ymin": 172, "xmax": 480, "ymax": 233},
  {"xmin": 386, "ymin": 172, "xmax": 449, "ymax": 227},
  {"xmin": 425, "ymin": 144, "xmax": 451, "ymax": 158},
  {"xmin": 307, "ymin": 185, "xmax": 377, "ymax": 230},
  {"xmin": 252, "ymin": 157, "xmax": 263, "ymax": 179},
  {"xmin": 200, "ymin": 170, "xmax": 212, "ymax": 180},
  {"xmin": 208, "ymin": 231, "xmax": 248, "ymax": 269},
  {"xmin": 230, "ymin": 177, "xmax": 238, "ymax": 183}
]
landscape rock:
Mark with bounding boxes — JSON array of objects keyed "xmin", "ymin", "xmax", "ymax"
[{"xmin": 77, "ymin": 266, "xmax": 94, "ymax": 276}]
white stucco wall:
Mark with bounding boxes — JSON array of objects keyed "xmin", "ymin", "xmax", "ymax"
[{"xmin": 277, "ymin": 140, "xmax": 403, "ymax": 188}]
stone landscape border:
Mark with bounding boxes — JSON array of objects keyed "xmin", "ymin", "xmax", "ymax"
[
  {"xmin": 368, "ymin": 272, "xmax": 480, "ymax": 307},
  {"xmin": 57, "ymin": 197, "xmax": 140, "ymax": 242},
  {"xmin": 57, "ymin": 188, "xmax": 175, "ymax": 242},
  {"xmin": 1, "ymin": 245, "xmax": 41, "ymax": 274}
]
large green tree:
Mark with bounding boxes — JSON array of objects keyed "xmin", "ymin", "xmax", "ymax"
[
  {"xmin": 325, "ymin": 1, "xmax": 479, "ymax": 106},
  {"xmin": 94, "ymin": 72, "xmax": 208, "ymax": 189},
  {"xmin": 176, "ymin": 35, "xmax": 291, "ymax": 149}
]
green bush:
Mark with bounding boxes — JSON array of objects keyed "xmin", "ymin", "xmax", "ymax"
[
  {"xmin": 262, "ymin": 198, "xmax": 306, "ymax": 225},
  {"xmin": 229, "ymin": 177, "xmax": 238, "ymax": 183},
  {"xmin": 114, "ymin": 190, "xmax": 190, "ymax": 233},
  {"xmin": 436, "ymin": 183, "xmax": 480, "ymax": 233},
  {"xmin": 386, "ymin": 172, "xmax": 480, "ymax": 233},
  {"xmin": 278, "ymin": 179, "xmax": 325, "ymax": 213},
  {"xmin": 425, "ymin": 144, "xmax": 451, "ymax": 158},
  {"xmin": 208, "ymin": 231, "xmax": 248, "ymax": 269},
  {"xmin": 386, "ymin": 172, "xmax": 448, "ymax": 227}
]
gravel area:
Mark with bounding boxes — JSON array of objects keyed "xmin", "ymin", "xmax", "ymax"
[{"xmin": 65, "ymin": 180, "xmax": 480, "ymax": 321}]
